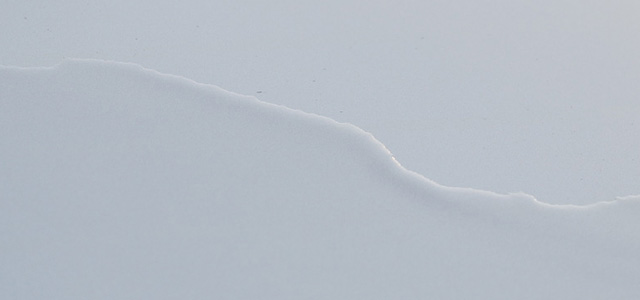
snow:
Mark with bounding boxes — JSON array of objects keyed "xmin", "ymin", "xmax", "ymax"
[
  {"xmin": 2, "ymin": 0, "xmax": 639, "ymax": 204},
  {"xmin": 2, "ymin": 60, "xmax": 640, "ymax": 299}
]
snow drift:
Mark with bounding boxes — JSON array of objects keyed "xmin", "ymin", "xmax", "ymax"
[{"xmin": 1, "ymin": 60, "xmax": 639, "ymax": 299}]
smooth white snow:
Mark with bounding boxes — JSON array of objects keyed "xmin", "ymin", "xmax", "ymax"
[
  {"xmin": 2, "ymin": 60, "xmax": 639, "ymax": 299},
  {"xmin": 2, "ymin": 0, "xmax": 639, "ymax": 204}
]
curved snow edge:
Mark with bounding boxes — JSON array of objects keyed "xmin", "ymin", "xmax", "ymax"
[{"xmin": 2, "ymin": 58, "xmax": 638, "ymax": 211}]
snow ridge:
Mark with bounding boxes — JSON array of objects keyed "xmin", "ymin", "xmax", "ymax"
[{"xmin": 2, "ymin": 59, "xmax": 639, "ymax": 211}]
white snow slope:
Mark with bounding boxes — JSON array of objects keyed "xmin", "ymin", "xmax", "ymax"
[{"xmin": 2, "ymin": 60, "xmax": 640, "ymax": 299}]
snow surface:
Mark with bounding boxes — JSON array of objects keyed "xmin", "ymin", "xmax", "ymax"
[
  {"xmin": 2, "ymin": 0, "xmax": 639, "ymax": 204},
  {"xmin": 2, "ymin": 60, "xmax": 640, "ymax": 299}
]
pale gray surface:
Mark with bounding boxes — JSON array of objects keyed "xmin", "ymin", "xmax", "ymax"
[{"xmin": 2, "ymin": 1, "xmax": 639, "ymax": 204}]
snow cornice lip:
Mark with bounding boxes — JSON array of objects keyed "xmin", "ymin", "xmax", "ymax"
[{"xmin": 3, "ymin": 58, "xmax": 638, "ymax": 210}]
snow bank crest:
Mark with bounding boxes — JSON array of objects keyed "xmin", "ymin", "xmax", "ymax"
[{"xmin": 0, "ymin": 58, "xmax": 636, "ymax": 213}]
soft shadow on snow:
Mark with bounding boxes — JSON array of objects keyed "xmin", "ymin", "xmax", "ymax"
[{"xmin": 1, "ymin": 59, "xmax": 639, "ymax": 299}]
